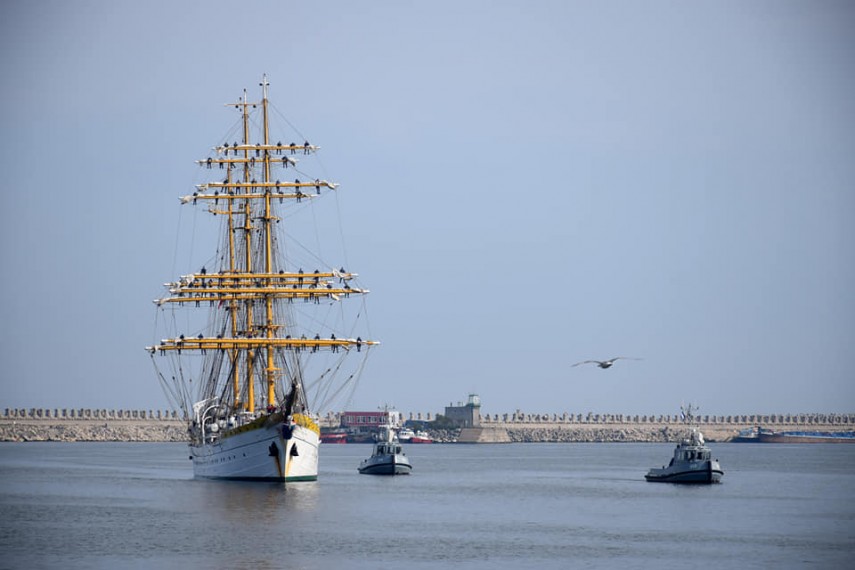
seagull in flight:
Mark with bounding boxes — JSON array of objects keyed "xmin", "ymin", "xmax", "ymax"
[{"xmin": 572, "ymin": 357, "xmax": 642, "ymax": 369}]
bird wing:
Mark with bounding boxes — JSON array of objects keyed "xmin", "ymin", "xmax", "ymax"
[{"xmin": 572, "ymin": 360, "xmax": 600, "ymax": 367}]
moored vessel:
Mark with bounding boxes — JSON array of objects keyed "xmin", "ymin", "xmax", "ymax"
[
  {"xmin": 729, "ymin": 426, "xmax": 855, "ymax": 443},
  {"xmin": 397, "ymin": 427, "xmax": 415, "ymax": 441},
  {"xmin": 408, "ymin": 430, "xmax": 434, "ymax": 444},
  {"xmin": 397, "ymin": 427, "xmax": 432, "ymax": 443},
  {"xmin": 320, "ymin": 429, "xmax": 348, "ymax": 444},
  {"xmin": 730, "ymin": 426, "xmax": 760, "ymax": 443},
  {"xmin": 756, "ymin": 428, "xmax": 855, "ymax": 444},
  {"xmin": 146, "ymin": 76, "xmax": 377, "ymax": 481}
]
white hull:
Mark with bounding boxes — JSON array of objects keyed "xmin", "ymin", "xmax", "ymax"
[
  {"xmin": 148, "ymin": 79, "xmax": 377, "ymax": 486},
  {"xmin": 191, "ymin": 421, "xmax": 319, "ymax": 482}
]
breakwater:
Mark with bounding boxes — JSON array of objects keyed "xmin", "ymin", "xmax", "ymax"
[
  {"xmin": 1, "ymin": 408, "xmax": 853, "ymax": 443},
  {"xmin": 462, "ymin": 412, "xmax": 855, "ymax": 443},
  {"xmin": 1, "ymin": 408, "xmax": 186, "ymax": 442}
]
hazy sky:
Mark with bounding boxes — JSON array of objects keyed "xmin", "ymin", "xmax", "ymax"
[{"xmin": 1, "ymin": 1, "xmax": 853, "ymax": 418}]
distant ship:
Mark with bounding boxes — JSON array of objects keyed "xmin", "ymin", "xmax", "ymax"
[
  {"xmin": 320, "ymin": 429, "xmax": 348, "ymax": 444},
  {"xmin": 729, "ymin": 426, "xmax": 855, "ymax": 443},
  {"xmin": 730, "ymin": 426, "xmax": 761, "ymax": 443},
  {"xmin": 398, "ymin": 427, "xmax": 433, "ymax": 444},
  {"xmin": 146, "ymin": 76, "xmax": 377, "ymax": 481}
]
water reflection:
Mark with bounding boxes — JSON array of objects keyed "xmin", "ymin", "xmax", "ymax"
[
  {"xmin": 4, "ymin": 443, "xmax": 855, "ymax": 569},
  {"xmin": 193, "ymin": 479, "xmax": 320, "ymax": 523}
]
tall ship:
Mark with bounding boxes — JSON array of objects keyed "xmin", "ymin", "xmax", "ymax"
[{"xmin": 146, "ymin": 76, "xmax": 377, "ymax": 481}]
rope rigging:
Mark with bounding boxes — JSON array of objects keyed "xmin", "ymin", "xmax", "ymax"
[{"xmin": 148, "ymin": 84, "xmax": 377, "ymax": 422}]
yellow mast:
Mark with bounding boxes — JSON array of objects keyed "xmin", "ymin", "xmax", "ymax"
[
  {"xmin": 227, "ymin": 151, "xmax": 240, "ymax": 411},
  {"xmin": 261, "ymin": 75, "xmax": 279, "ymax": 408},
  {"xmin": 241, "ymin": 88, "xmax": 256, "ymax": 413},
  {"xmin": 146, "ymin": 76, "xmax": 380, "ymax": 422}
]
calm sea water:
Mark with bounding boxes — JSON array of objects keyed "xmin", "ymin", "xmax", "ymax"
[{"xmin": 1, "ymin": 441, "xmax": 853, "ymax": 569}]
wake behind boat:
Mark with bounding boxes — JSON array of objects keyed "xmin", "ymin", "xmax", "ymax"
[
  {"xmin": 146, "ymin": 76, "xmax": 378, "ymax": 482},
  {"xmin": 645, "ymin": 405, "xmax": 723, "ymax": 484}
]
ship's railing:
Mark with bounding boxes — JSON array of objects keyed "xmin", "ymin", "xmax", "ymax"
[{"xmin": 293, "ymin": 413, "xmax": 320, "ymax": 435}]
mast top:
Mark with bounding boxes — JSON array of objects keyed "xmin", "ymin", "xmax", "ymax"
[{"xmin": 260, "ymin": 74, "xmax": 269, "ymax": 101}]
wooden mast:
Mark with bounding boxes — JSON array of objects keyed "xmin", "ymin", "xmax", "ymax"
[
  {"xmin": 261, "ymin": 74, "xmax": 279, "ymax": 409},
  {"xmin": 241, "ymin": 88, "xmax": 256, "ymax": 413},
  {"xmin": 146, "ymin": 77, "xmax": 379, "ymax": 421}
]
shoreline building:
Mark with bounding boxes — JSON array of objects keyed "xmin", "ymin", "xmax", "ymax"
[
  {"xmin": 340, "ymin": 409, "xmax": 403, "ymax": 430},
  {"xmin": 444, "ymin": 394, "xmax": 481, "ymax": 428}
]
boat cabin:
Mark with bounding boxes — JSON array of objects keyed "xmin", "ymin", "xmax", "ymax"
[
  {"xmin": 375, "ymin": 442, "xmax": 403, "ymax": 456},
  {"xmin": 677, "ymin": 448, "xmax": 710, "ymax": 462}
]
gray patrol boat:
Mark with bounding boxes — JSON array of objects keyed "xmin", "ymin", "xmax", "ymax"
[
  {"xmin": 645, "ymin": 406, "xmax": 723, "ymax": 484},
  {"xmin": 358, "ymin": 421, "xmax": 412, "ymax": 475}
]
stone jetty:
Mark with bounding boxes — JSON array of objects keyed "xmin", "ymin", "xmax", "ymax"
[
  {"xmin": 457, "ymin": 412, "xmax": 855, "ymax": 443},
  {"xmin": 0, "ymin": 408, "xmax": 186, "ymax": 442},
  {"xmin": 1, "ymin": 408, "xmax": 852, "ymax": 443}
]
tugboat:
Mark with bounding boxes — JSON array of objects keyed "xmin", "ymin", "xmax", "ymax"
[
  {"xmin": 645, "ymin": 405, "xmax": 723, "ymax": 484},
  {"xmin": 359, "ymin": 422, "xmax": 412, "ymax": 475}
]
